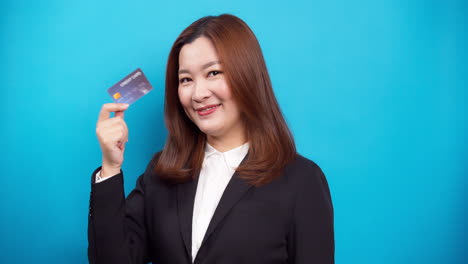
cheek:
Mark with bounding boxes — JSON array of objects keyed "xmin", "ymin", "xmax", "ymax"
[
  {"xmin": 226, "ymin": 101, "xmax": 242, "ymax": 119},
  {"xmin": 178, "ymin": 87, "xmax": 191, "ymax": 108},
  {"xmin": 217, "ymin": 84, "xmax": 240, "ymax": 115},
  {"xmin": 178, "ymin": 88, "xmax": 195, "ymax": 122},
  {"xmin": 215, "ymin": 80, "xmax": 233, "ymax": 101}
]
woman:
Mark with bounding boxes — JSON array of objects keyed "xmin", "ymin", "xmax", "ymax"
[{"xmin": 88, "ymin": 14, "xmax": 334, "ymax": 264}]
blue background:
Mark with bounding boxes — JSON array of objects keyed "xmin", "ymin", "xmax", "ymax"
[{"xmin": 1, "ymin": 0, "xmax": 466, "ymax": 263}]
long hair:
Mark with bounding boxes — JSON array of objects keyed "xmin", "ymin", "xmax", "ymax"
[{"xmin": 153, "ymin": 14, "xmax": 296, "ymax": 186}]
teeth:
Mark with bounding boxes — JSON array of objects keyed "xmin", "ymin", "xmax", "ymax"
[{"xmin": 201, "ymin": 105, "xmax": 217, "ymax": 111}]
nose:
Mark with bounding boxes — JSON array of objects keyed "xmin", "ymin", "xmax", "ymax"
[{"xmin": 192, "ymin": 80, "xmax": 211, "ymax": 103}]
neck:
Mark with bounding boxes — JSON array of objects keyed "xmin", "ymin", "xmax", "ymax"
[{"xmin": 207, "ymin": 132, "xmax": 246, "ymax": 152}]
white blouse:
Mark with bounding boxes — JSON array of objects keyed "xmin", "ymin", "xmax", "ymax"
[{"xmin": 191, "ymin": 142, "xmax": 249, "ymax": 261}]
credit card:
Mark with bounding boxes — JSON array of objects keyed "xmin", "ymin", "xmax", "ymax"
[{"xmin": 107, "ymin": 68, "xmax": 153, "ymax": 105}]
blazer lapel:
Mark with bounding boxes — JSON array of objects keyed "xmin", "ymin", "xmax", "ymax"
[
  {"xmin": 177, "ymin": 175, "xmax": 199, "ymax": 259},
  {"xmin": 201, "ymin": 165, "xmax": 252, "ymax": 245},
  {"xmin": 177, "ymin": 153, "xmax": 252, "ymax": 258}
]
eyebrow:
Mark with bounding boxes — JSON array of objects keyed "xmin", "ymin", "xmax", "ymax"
[{"xmin": 178, "ymin": 60, "xmax": 221, "ymax": 75}]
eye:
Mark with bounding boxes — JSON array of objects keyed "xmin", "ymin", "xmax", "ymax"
[
  {"xmin": 208, "ymin": 71, "xmax": 222, "ymax": 77},
  {"xmin": 179, "ymin": 77, "xmax": 192, "ymax": 84}
]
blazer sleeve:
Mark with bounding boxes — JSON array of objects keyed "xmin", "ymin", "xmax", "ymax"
[
  {"xmin": 287, "ymin": 161, "xmax": 335, "ymax": 263},
  {"xmin": 87, "ymin": 167, "xmax": 150, "ymax": 264}
]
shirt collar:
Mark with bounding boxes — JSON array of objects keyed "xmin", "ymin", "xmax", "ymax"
[{"xmin": 204, "ymin": 142, "xmax": 250, "ymax": 168}]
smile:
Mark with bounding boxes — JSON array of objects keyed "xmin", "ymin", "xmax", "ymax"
[{"xmin": 196, "ymin": 104, "xmax": 221, "ymax": 116}]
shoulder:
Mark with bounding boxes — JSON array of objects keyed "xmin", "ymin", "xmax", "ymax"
[
  {"xmin": 141, "ymin": 151, "xmax": 162, "ymax": 174},
  {"xmin": 283, "ymin": 154, "xmax": 325, "ymax": 180},
  {"xmin": 282, "ymin": 154, "xmax": 330, "ymax": 194}
]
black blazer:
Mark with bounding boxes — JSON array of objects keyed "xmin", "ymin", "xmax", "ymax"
[{"xmin": 88, "ymin": 153, "xmax": 334, "ymax": 264}]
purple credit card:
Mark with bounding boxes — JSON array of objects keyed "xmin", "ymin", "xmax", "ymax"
[{"xmin": 107, "ymin": 68, "xmax": 153, "ymax": 105}]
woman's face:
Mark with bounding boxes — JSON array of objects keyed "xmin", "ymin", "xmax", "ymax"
[{"xmin": 178, "ymin": 37, "xmax": 244, "ymax": 141}]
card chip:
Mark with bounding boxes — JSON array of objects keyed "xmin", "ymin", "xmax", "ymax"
[{"xmin": 113, "ymin": 92, "xmax": 121, "ymax": 100}]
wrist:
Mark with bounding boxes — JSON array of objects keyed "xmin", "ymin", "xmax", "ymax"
[{"xmin": 101, "ymin": 164, "xmax": 121, "ymax": 178}]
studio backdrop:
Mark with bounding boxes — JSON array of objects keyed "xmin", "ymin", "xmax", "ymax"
[{"xmin": 1, "ymin": 0, "xmax": 466, "ymax": 263}]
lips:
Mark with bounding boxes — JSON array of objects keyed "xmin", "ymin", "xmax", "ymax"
[
  {"xmin": 195, "ymin": 104, "xmax": 221, "ymax": 116},
  {"xmin": 195, "ymin": 104, "xmax": 220, "ymax": 111}
]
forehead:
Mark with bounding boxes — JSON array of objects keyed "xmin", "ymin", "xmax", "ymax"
[{"xmin": 179, "ymin": 37, "xmax": 219, "ymax": 68}]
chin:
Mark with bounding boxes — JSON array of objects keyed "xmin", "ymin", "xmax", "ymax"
[
  {"xmin": 198, "ymin": 125, "xmax": 223, "ymax": 137},
  {"xmin": 192, "ymin": 118, "xmax": 219, "ymax": 134}
]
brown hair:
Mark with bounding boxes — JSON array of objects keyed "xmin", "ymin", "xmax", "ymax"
[{"xmin": 153, "ymin": 14, "xmax": 296, "ymax": 186}]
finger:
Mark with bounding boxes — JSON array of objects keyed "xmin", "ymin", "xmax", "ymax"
[
  {"xmin": 96, "ymin": 121, "xmax": 126, "ymax": 137},
  {"xmin": 98, "ymin": 103, "xmax": 129, "ymax": 123},
  {"xmin": 109, "ymin": 123, "xmax": 129, "ymax": 144},
  {"xmin": 99, "ymin": 124, "xmax": 127, "ymax": 140},
  {"xmin": 115, "ymin": 111, "xmax": 125, "ymax": 119},
  {"xmin": 97, "ymin": 124, "xmax": 127, "ymax": 146},
  {"xmin": 102, "ymin": 128, "xmax": 127, "ymax": 146},
  {"xmin": 122, "ymin": 119, "xmax": 129, "ymax": 142},
  {"xmin": 97, "ymin": 116, "xmax": 127, "ymax": 130},
  {"xmin": 117, "ymin": 140, "xmax": 127, "ymax": 151}
]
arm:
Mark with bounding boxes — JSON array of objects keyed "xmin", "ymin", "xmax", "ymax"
[
  {"xmin": 88, "ymin": 167, "xmax": 149, "ymax": 264},
  {"xmin": 287, "ymin": 162, "xmax": 335, "ymax": 263}
]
